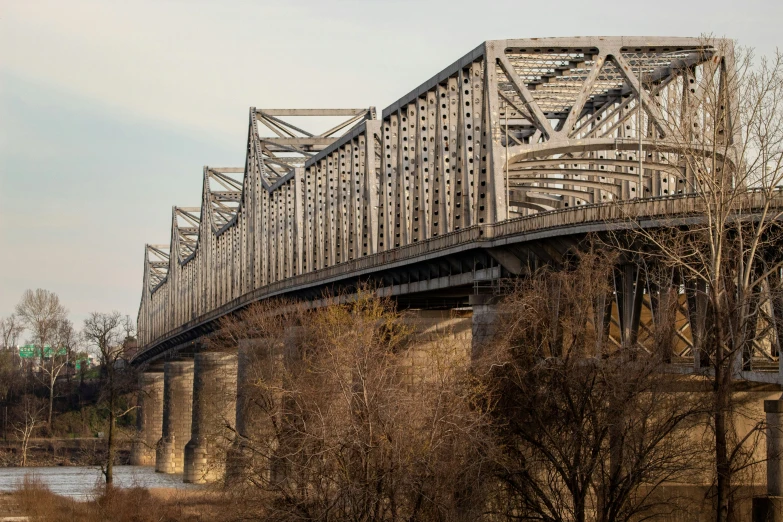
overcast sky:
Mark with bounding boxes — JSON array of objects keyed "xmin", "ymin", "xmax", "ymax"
[{"xmin": 1, "ymin": 0, "xmax": 781, "ymax": 338}]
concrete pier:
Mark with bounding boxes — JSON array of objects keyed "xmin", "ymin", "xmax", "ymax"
[
  {"xmin": 767, "ymin": 398, "xmax": 783, "ymax": 497},
  {"xmin": 155, "ymin": 359, "xmax": 194, "ymax": 474},
  {"xmin": 752, "ymin": 398, "xmax": 783, "ymax": 521},
  {"xmin": 400, "ymin": 309, "xmax": 472, "ymax": 385},
  {"xmin": 470, "ymin": 294, "xmax": 500, "ymax": 358},
  {"xmin": 130, "ymin": 371, "xmax": 163, "ymax": 466},
  {"xmin": 183, "ymin": 352, "xmax": 238, "ymax": 484},
  {"xmin": 227, "ymin": 339, "xmax": 285, "ymax": 485}
]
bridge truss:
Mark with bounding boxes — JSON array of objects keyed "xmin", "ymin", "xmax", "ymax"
[{"xmin": 139, "ymin": 37, "xmax": 764, "ymax": 373}]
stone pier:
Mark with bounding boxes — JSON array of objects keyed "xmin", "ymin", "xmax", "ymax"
[
  {"xmin": 227, "ymin": 338, "xmax": 286, "ymax": 485},
  {"xmin": 155, "ymin": 359, "xmax": 194, "ymax": 474},
  {"xmin": 470, "ymin": 294, "xmax": 500, "ymax": 358},
  {"xmin": 401, "ymin": 309, "xmax": 472, "ymax": 385},
  {"xmin": 754, "ymin": 397, "xmax": 783, "ymax": 521},
  {"xmin": 183, "ymin": 352, "xmax": 238, "ymax": 484},
  {"xmin": 767, "ymin": 398, "xmax": 783, "ymax": 498},
  {"xmin": 130, "ymin": 371, "xmax": 163, "ymax": 466}
]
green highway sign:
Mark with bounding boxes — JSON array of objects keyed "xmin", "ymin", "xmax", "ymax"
[{"xmin": 17, "ymin": 345, "xmax": 67, "ymax": 358}]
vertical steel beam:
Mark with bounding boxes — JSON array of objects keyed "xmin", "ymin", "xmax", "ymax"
[{"xmin": 614, "ymin": 263, "xmax": 644, "ymax": 346}]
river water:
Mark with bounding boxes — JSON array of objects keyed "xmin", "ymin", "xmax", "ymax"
[{"xmin": 0, "ymin": 466, "xmax": 202, "ymax": 499}]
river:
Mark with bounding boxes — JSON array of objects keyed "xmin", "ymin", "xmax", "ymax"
[{"xmin": 0, "ymin": 466, "xmax": 202, "ymax": 499}]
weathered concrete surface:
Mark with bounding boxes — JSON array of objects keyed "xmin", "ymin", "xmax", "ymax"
[
  {"xmin": 130, "ymin": 371, "xmax": 164, "ymax": 466},
  {"xmin": 156, "ymin": 359, "xmax": 194, "ymax": 474},
  {"xmin": 767, "ymin": 398, "xmax": 783, "ymax": 496},
  {"xmin": 401, "ymin": 309, "xmax": 472, "ymax": 385},
  {"xmin": 469, "ymin": 294, "xmax": 499, "ymax": 358},
  {"xmin": 184, "ymin": 352, "xmax": 238, "ymax": 484},
  {"xmin": 227, "ymin": 339, "xmax": 284, "ymax": 486},
  {"xmin": 752, "ymin": 397, "xmax": 783, "ymax": 521}
]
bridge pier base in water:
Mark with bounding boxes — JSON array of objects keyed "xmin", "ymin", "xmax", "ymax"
[
  {"xmin": 155, "ymin": 359, "xmax": 194, "ymax": 474},
  {"xmin": 130, "ymin": 371, "xmax": 163, "ymax": 466},
  {"xmin": 184, "ymin": 352, "xmax": 238, "ymax": 484}
]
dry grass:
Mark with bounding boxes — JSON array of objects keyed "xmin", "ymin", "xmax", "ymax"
[{"xmin": 3, "ymin": 475, "xmax": 235, "ymax": 521}]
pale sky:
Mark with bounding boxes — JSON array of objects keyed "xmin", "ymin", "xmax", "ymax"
[{"xmin": 1, "ymin": 0, "xmax": 781, "ymax": 338}]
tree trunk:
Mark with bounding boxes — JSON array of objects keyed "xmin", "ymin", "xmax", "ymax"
[
  {"xmin": 106, "ymin": 412, "xmax": 114, "ymax": 485},
  {"xmin": 106, "ymin": 387, "xmax": 115, "ymax": 486},
  {"xmin": 47, "ymin": 379, "xmax": 53, "ymax": 430},
  {"xmin": 715, "ymin": 398, "xmax": 730, "ymax": 522},
  {"xmin": 576, "ymin": 495, "xmax": 586, "ymax": 522},
  {"xmin": 714, "ymin": 296, "xmax": 732, "ymax": 522},
  {"xmin": 20, "ymin": 433, "xmax": 28, "ymax": 467}
]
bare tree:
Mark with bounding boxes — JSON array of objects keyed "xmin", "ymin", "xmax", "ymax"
[
  {"xmin": 35, "ymin": 319, "xmax": 80, "ymax": 430},
  {"xmin": 219, "ymin": 292, "xmax": 491, "ymax": 521},
  {"xmin": 610, "ymin": 41, "xmax": 783, "ymax": 519},
  {"xmin": 56, "ymin": 319, "xmax": 81, "ymax": 385},
  {"xmin": 15, "ymin": 289, "xmax": 67, "ymax": 372},
  {"xmin": 482, "ymin": 250, "xmax": 705, "ymax": 522},
  {"xmin": 82, "ymin": 311, "xmax": 138, "ymax": 486},
  {"xmin": 12, "ymin": 394, "xmax": 46, "ymax": 466},
  {"xmin": 0, "ymin": 314, "xmax": 24, "ymax": 350},
  {"xmin": 0, "ymin": 349, "xmax": 22, "ymax": 440},
  {"xmin": 37, "ymin": 349, "xmax": 67, "ymax": 431},
  {"xmin": 0, "ymin": 317, "xmax": 25, "ymax": 440}
]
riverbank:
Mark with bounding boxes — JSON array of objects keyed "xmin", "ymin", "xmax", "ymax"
[
  {"xmin": 0, "ymin": 482, "xmax": 228, "ymax": 521},
  {"xmin": 0, "ymin": 439, "xmax": 130, "ymax": 467},
  {"xmin": 0, "ymin": 465, "xmax": 203, "ymax": 500}
]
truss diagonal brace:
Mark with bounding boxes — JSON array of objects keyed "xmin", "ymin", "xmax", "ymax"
[
  {"xmin": 496, "ymin": 53, "xmax": 555, "ymax": 139},
  {"xmin": 561, "ymin": 54, "xmax": 607, "ymax": 140},
  {"xmin": 611, "ymin": 52, "xmax": 669, "ymax": 139}
]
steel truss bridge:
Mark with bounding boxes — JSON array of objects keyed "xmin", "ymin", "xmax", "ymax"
[{"xmin": 135, "ymin": 36, "xmax": 783, "ymax": 382}]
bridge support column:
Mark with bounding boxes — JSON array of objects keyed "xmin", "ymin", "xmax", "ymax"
[
  {"xmin": 400, "ymin": 309, "xmax": 472, "ymax": 385},
  {"xmin": 766, "ymin": 397, "xmax": 783, "ymax": 496},
  {"xmin": 470, "ymin": 294, "xmax": 500, "ymax": 358},
  {"xmin": 155, "ymin": 359, "xmax": 194, "ymax": 474},
  {"xmin": 130, "ymin": 371, "xmax": 163, "ymax": 466},
  {"xmin": 227, "ymin": 340, "xmax": 283, "ymax": 486},
  {"xmin": 614, "ymin": 263, "xmax": 644, "ymax": 347},
  {"xmin": 754, "ymin": 397, "xmax": 783, "ymax": 521},
  {"xmin": 184, "ymin": 352, "xmax": 238, "ymax": 484}
]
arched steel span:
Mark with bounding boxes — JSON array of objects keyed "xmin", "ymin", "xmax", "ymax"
[{"xmin": 137, "ymin": 36, "xmax": 747, "ymax": 364}]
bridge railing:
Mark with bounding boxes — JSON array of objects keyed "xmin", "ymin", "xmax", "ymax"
[{"xmin": 135, "ymin": 189, "xmax": 783, "ymax": 362}]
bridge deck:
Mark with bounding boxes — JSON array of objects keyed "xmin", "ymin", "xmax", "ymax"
[{"xmin": 134, "ymin": 191, "xmax": 783, "ymax": 367}]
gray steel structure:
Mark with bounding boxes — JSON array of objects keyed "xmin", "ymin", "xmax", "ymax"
[{"xmin": 137, "ymin": 37, "xmax": 781, "ymax": 380}]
